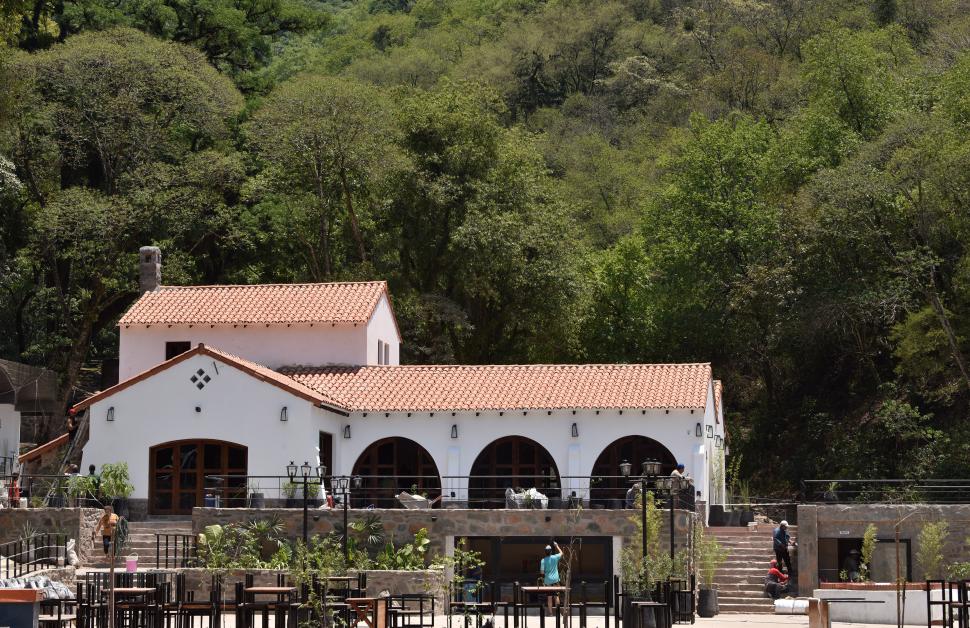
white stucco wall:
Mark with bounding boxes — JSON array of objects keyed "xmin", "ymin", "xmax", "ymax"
[
  {"xmin": 0, "ymin": 403, "xmax": 20, "ymax": 461},
  {"xmin": 326, "ymin": 404, "xmax": 723, "ymax": 504},
  {"xmin": 119, "ymin": 324, "xmax": 369, "ymax": 380},
  {"xmin": 81, "ymin": 353, "xmax": 334, "ymax": 499},
  {"xmin": 365, "ymin": 295, "xmax": 400, "ymax": 365}
]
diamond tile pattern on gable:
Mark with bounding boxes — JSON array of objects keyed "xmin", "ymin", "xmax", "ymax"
[
  {"xmin": 119, "ymin": 282, "xmax": 388, "ymax": 326},
  {"xmin": 190, "ymin": 369, "xmax": 212, "ymax": 390},
  {"xmin": 280, "ymin": 363, "xmax": 712, "ymax": 412}
]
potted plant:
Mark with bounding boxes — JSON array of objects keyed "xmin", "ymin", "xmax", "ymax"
[
  {"xmin": 696, "ymin": 527, "xmax": 729, "ymax": 617},
  {"xmin": 249, "ymin": 481, "xmax": 265, "ymax": 509},
  {"xmin": 306, "ymin": 481, "xmax": 322, "ymax": 507},
  {"xmin": 100, "ymin": 462, "xmax": 134, "ymax": 519},
  {"xmin": 620, "ymin": 547, "xmax": 659, "ymax": 628},
  {"xmin": 823, "ymin": 481, "xmax": 840, "ymax": 502},
  {"xmin": 66, "ymin": 474, "xmax": 95, "ymax": 508},
  {"xmin": 282, "ymin": 481, "xmax": 299, "ymax": 508}
]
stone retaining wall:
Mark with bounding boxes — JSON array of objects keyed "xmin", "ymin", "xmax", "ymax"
[
  {"xmin": 797, "ymin": 504, "xmax": 970, "ymax": 595},
  {"xmin": 0, "ymin": 508, "xmax": 102, "ymax": 564},
  {"xmin": 192, "ymin": 507, "xmax": 694, "ymax": 556}
]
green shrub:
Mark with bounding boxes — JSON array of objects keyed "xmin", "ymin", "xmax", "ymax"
[{"xmin": 916, "ymin": 521, "xmax": 949, "ymax": 580}]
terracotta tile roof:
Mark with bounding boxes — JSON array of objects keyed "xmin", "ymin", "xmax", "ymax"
[
  {"xmin": 119, "ymin": 282, "xmax": 388, "ymax": 326},
  {"xmin": 19, "ymin": 433, "xmax": 69, "ymax": 464},
  {"xmin": 713, "ymin": 379, "xmax": 722, "ymax": 424},
  {"xmin": 73, "ymin": 344, "xmax": 348, "ymax": 413},
  {"xmin": 280, "ymin": 363, "xmax": 712, "ymax": 412}
]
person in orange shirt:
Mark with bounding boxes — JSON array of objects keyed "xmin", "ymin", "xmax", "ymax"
[
  {"xmin": 7, "ymin": 472, "xmax": 21, "ymax": 506},
  {"xmin": 92, "ymin": 505, "xmax": 120, "ymax": 555}
]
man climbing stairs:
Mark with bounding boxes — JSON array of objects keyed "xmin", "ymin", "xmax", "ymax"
[
  {"xmin": 709, "ymin": 524, "xmax": 798, "ymax": 614},
  {"xmin": 87, "ymin": 518, "xmax": 194, "ymax": 570}
]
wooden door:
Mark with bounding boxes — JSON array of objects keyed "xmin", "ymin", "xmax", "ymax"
[{"xmin": 149, "ymin": 440, "xmax": 247, "ymax": 515}]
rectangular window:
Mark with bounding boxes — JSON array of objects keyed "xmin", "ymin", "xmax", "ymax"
[
  {"xmin": 377, "ymin": 339, "xmax": 384, "ymax": 365},
  {"xmin": 165, "ymin": 341, "xmax": 192, "ymax": 360},
  {"xmin": 383, "ymin": 342, "xmax": 390, "ymax": 365}
]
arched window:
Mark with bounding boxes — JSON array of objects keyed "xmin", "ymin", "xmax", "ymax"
[
  {"xmin": 468, "ymin": 436, "xmax": 560, "ymax": 508},
  {"xmin": 590, "ymin": 435, "xmax": 677, "ymax": 507},
  {"xmin": 351, "ymin": 438, "xmax": 441, "ymax": 508},
  {"xmin": 150, "ymin": 440, "xmax": 247, "ymax": 515}
]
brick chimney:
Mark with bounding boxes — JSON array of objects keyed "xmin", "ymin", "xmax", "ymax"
[{"xmin": 139, "ymin": 246, "xmax": 161, "ymax": 293}]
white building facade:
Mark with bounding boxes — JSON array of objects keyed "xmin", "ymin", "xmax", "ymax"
[{"xmin": 78, "ymin": 251, "xmax": 727, "ymax": 516}]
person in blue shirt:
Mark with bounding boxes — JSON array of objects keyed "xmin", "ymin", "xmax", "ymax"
[
  {"xmin": 540, "ymin": 541, "xmax": 563, "ymax": 610},
  {"xmin": 773, "ymin": 520, "xmax": 793, "ymax": 575}
]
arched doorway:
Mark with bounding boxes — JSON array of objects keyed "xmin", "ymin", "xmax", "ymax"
[
  {"xmin": 468, "ymin": 436, "xmax": 560, "ymax": 508},
  {"xmin": 149, "ymin": 440, "xmax": 247, "ymax": 515},
  {"xmin": 351, "ymin": 438, "xmax": 441, "ymax": 508},
  {"xmin": 590, "ymin": 435, "xmax": 677, "ymax": 507}
]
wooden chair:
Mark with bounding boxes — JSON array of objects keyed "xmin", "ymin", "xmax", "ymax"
[{"xmin": 40, "ymin": 598, "xmax": 78, "ymax": 628}]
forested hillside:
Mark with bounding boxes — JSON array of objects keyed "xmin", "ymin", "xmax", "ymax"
[{"xmin": 2, "ymin": 0, "xmax": 970, "ymax": 493}]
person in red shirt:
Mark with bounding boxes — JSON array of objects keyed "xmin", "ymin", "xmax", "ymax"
[
  {"xmin": 7, "ymin": 472, "xmax": 21, "ymax": 507},
  {"xmin": 765, "ymin": 559, "xmax": 790, "ymax": 599}
]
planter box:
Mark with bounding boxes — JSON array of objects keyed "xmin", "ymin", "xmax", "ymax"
[{"xmin": 814, "ymin": 585, "xmax": 941, "ymax": 625}]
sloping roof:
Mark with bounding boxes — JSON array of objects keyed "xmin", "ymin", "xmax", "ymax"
[
  {"xmin": 19, "ymin": 433, "xmax": 68, "ymax": 464},
  {"xmin": 280, "ymin": 363, "xmax": 712, "ymax": 412},
  {"xmin": 119, "ymin": 282, "xmax": 389, "ymax": 327},
  {"xmin": 713, "ymin": 379, "xmax": 722, "ymax": 424},
  {"xmin": 72, "ymin": 344, "xmax": 347, "ymax": 413}
]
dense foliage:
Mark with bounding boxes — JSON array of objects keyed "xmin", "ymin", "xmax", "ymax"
[{"xmin": 4, "ymin": 0, "xmax": 970, "ymax": 494}]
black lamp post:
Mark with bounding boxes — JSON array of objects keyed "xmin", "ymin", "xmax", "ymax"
[
  {"xmin": 622, "ymin": 459, "xmax": 661, "ymax": 559},
  {"xmin": 286, "ymin": 460, "xmax": 325, "ymax": 546},
  {"xmin": 333, "ymin": 475, "xmax": 363, "ymax": 565}
]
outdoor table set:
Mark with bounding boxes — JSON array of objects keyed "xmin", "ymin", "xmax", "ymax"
[{"xmin": 449, "ymin": 580, "xmax": 616, "ymax": 628}]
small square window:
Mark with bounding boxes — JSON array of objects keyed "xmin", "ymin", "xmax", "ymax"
[{"xmin": 165, "ymin": 341, "xmax": 192, "ymax": 360}]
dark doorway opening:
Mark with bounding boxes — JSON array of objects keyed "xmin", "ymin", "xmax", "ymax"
[
  {"xmin": 468, "ymin": 436, "xmax": 561, "ymax": 508},
  {"xmin": 351, "ymin": 437, "xmax": 441, "ymax": 507},
  {"xmin": 464, "ymin": 536, "xmax": 613, "ymax": 602}
]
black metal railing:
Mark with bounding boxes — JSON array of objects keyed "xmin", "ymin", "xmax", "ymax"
[
  {"xmin": 199, "ymin": 473, "xmax": 705, "ymax": 510},
  {"xmin": 803, "ymin": 479, "xmax": 970, "ymax": 504},
  {"xmin": 156, "ymin": 533, "xmax": 198, "ymax": 569},
  {"xmin": 0, "ymin": 533, "xmax": 67, "ymax": 578}
]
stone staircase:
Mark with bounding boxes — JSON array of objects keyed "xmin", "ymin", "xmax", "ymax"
[
  {"xmin": 708, "ymin": 525, "xmax": 797, "ymax": 614},
  {"xmin": 88, "ymin": 518, "xmax": 194, "ymax": 570}
]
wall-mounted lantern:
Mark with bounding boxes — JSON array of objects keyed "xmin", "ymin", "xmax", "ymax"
[
  {"xmin": 280, "ymin": 407, "xmax": 288, "ymax": 422},
  {"xmin": 343, "ymin": 425, "xmax": 351, "ymax": 439},
  {"xmin": 451, "ymin": 425, "xmax": 458, "ymax": 439},
  {"xmin": 571, "ymin": 423, "xmax": 579, "ymax": 438},
  {"xmin": 106, "ymin": 407, "xmax": 115, "ymax": 422}
]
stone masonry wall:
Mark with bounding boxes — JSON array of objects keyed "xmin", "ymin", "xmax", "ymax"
[
  {"xmin": 0, "ymin": 507, "xmax": 102, "ymax": 564},
  {"xmin": 797, "ymin": 504, "xmax": 970, "ymax": 595},
  {"xmin": 192, "ymin": 507, "xmax": 694, "ymax": 557}
]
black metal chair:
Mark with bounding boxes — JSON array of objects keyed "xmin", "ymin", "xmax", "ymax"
[{"xmin": 388, "ymin": 593, "xmax": 435, "ymax": 627}]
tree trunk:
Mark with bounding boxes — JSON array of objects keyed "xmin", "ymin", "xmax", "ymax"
[
  {"xmin": 925, "ymin": 280, "xmax": 970, "ymax": 393},
  {"xmin": 339, "ymin": 167, "xmax": 367, "ymax": 263}
]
